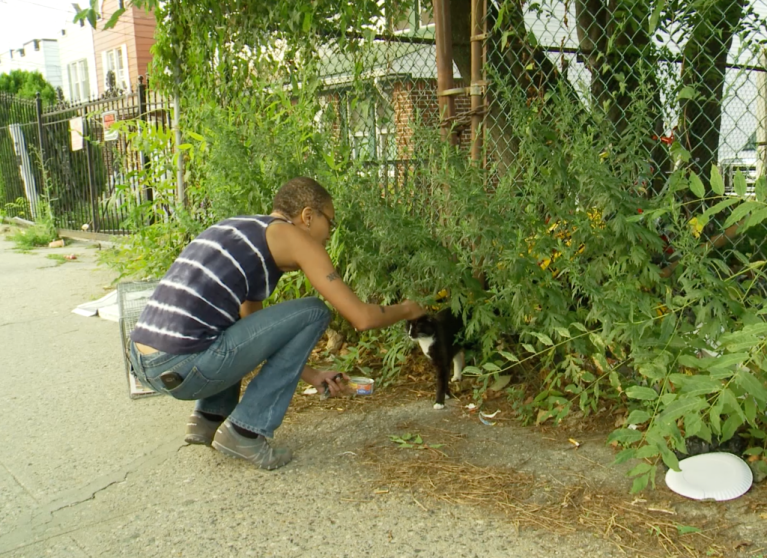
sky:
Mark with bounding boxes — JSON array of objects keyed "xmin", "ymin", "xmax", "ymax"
[{"xmin": 0, "ymin": 0, "xmax": 78, "ymax": 53}]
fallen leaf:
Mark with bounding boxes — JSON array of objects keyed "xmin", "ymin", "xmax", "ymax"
[{"xmin": 490, "ymin": 375, "xmax": 512, "ymax": 391}]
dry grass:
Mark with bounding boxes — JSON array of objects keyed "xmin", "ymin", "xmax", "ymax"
[
  {"xmin": 360, "ymin": 425, "xmax": 746, "ymax": 558},
  {"xmin": 254, "ymin": 350, "xmax": 763, "ymax": 557}
]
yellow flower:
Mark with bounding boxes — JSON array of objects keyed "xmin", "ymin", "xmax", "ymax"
[
  {"xmin": 587, "ymin": 208, "xmax": 605, "ymax": 229},
  {"xmin": 688, "ymin": 217, "xmax": 703, "ymax": 239}
]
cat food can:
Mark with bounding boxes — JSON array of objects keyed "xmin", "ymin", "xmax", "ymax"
[{"xmin": 348, "ymin": 376, "xmax": 375, "ymax": 396}]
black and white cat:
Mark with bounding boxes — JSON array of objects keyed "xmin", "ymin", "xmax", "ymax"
[{"xmin": 407, "ymin": 308, "xmax": 466, "ymax": 409}]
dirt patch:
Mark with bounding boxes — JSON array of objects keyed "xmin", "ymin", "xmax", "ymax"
[
  {"xmin": 363, "ymin": 440, "xmax": 744, "ymax": 558},
  {"xmin": 284, "ymin": 369, "xmax": 767, "ymax": 558}
]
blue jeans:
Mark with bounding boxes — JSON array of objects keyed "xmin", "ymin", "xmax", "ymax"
[{"xmin": 128, "ymin": 297, "xmax": 331, "ymax": 438}]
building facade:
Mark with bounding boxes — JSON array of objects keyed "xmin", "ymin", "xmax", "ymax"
[
  {"xmin": 0, "ymin": 39, "xmax": 62, "ymax": 89},
  {"xmin": 92, "ymin": 0, "xmax": 157, "ymax": 95},
  {"xmin": 58, "ymin": 5, "xmax": 100, "ymax": 102}
]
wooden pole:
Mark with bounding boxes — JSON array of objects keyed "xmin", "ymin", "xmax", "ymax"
[
  {"xmin": 470, "ymin": 0, "xmax": 485, "ymax": 162},
  {"xmin": 756, "ymin": 47, "xmax": 766, "ymax": 179},
  {"xmin": 433, "ymin": 0, "xmax": 458, "ymax": 145},
  {"xmin": 173, "ymin": 87, "xmax": 185, "ymax": 206}
]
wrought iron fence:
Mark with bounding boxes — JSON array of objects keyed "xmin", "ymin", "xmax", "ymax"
[
  {"xmin": 0, "ymin": 78, "xmax": 170, "ymax": 235},
  {"xmin": 0, "ymin": 93, "xmax": 44, "ymax": 221}
]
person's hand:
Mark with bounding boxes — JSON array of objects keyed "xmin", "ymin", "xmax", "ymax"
[
  {"xmin": 305, "ymin": 368, "xmax": 349, "ymax": 398},
  {"xmin": 401, "ymin": 299, "xmax": 426, "ymax": 321}
]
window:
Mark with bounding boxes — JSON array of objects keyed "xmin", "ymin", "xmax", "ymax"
[
  {"xmin": 104, "ymin": 46, "xmax": 129, "ymax": 91},
  {"xmin": 68, "ymin": 59, "xmax": 90, "ymax": 102},
  {"xmin": 391, "ymin": 0, "xmax": 434, "ymax": 36},
  {"xmin": 341, "ymin": 89, "xmax": 397, "ymax": 162}
]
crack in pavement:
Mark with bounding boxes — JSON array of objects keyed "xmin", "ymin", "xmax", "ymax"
[
  {"xmin": 48, "ymin": 474, "xmax": 130, "ymax": 517},
  {"xmin": 0, "ymin": 434, "xmax": 181, "ymax": 555},
  {"xmin": 71, "ymin": 534, "xmax": 94, "ymax": 558},
  {"xmin": 0, "ymin": 461, "xmax": 38, "ymax": 502},
  {"xmin": 0, "ymin": 316, "xmax": 52, "ymax": 328},
  {"xmin": 0, "ymin": 508, "xmax": 147, "ymax": 557}
]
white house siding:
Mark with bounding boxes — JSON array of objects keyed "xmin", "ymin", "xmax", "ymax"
[
  {"xmin": 0, "ymin": 39, "xmax": 62, "ymax": 89},
  {"xmin": 520, "ymin": 0, "xmax": 767, "ymax": 161},
  {"xmin": 58, "ymin": 8, "xmax": 99, "ymax": 102},
  {"xmin": 42, "ymin": 40, "xmax": 62, "ymax": 89}
]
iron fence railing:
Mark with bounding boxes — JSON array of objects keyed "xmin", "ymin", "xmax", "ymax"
[
  {"xmin": 0, "ymin": 93, "xmax": 44, "ymax": 221},
  {"xmin": 1, "ymin": 78, "xmax": 170, "ymax": 235}
]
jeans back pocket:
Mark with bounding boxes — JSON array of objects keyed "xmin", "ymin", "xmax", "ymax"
[{"xmin": 163, "ymin": 366, "xmax": 226, "ymax": 400}]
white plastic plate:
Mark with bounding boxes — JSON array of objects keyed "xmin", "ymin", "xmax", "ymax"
[{"xmin": 665, "ymin": 452, "xmax": 753, "ymax": 501}]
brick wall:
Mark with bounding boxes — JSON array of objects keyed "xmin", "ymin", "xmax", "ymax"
[{"xmin": 392, "ymin": 79, "xmax": 472, "ymax": 159}]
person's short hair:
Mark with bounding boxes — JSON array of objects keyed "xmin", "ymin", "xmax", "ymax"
[{"xmin": 272, "ymin": 177, "xmax": 332, "ymax": 218}]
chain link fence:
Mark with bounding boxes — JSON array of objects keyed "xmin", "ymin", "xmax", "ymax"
[{"xmin": 308, "ymin": 0, "xmax": 766, "ymax": 256}]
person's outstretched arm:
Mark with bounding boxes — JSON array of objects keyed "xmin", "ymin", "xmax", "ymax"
[{"xmin": 267, "ymin": 224, "xmax": 424, "ymax": 331}]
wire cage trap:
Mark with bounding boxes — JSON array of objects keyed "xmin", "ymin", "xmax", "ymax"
[{"xmin": 117, "ymin": 280, "xmax": 161, "ymax": 399}]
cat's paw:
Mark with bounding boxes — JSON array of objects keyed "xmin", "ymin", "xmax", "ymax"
[
  {"xmin": 451, "ymin": 373, "xmax": 462, "ymax": 382},
  {"xmin": 433, "ymin": 403, "xmax": 445, "ymax": 410}
]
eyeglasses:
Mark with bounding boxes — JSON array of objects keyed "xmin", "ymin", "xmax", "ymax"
[{"xmin": 317, "ymin": 209, "xmax": 336, "ymax": 233}]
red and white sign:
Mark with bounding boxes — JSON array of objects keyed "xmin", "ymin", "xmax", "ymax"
[{"xmin": 103, "ymin": 110, "xmax": 118, "ymax": 141}]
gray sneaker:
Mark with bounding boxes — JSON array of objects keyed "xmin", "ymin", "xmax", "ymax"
[
  {"xmin": 212, "ymin": 420, "xmax": 293, "ymax": 470},
  {"xmin": 184, "ymin": 412, "xmax": 223, "ymax": 446}
]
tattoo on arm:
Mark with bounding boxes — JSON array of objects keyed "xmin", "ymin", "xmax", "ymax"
[
  {"xmin": 326, "ymin": 271, "xmax": 340, "ymax": 282},
  {"xmin": 380, "ymin": 305, "xmax": 385, "ymax": 314}
]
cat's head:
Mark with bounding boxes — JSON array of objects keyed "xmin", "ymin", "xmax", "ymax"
[{"xmin": 407, "ymin": 314, "xmax": 437, "ymax": 339}]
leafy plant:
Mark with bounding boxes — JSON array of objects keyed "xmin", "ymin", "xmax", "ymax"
[
  {"xmin": 8, "ymin": 223, "xmax": 57, "ymax": 250},
  {"xmin": 46, "ymin": 253, "xmax": 75, "ymax": 266},
  {"xmin": 0, "ymin": 70, "xmax": 57, "ymax": 106},
  {"xmin": 389, "ymin": 433, "xmax": 443, "ymax": 450},
  {"xmin": 96, "ymin": 119, "xmax": 205, "ymax": 280},
  {"xmin": 80, "ymin": 0, "xmax": 767, "ymax": 496},
  {"xmin": 601, "ymin": 164, "xmax": 767, "ymax": 492},
  {"xmin": 7, "ymin": 153, "xmax": 59, "ymax": 250}
]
